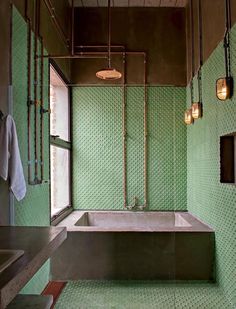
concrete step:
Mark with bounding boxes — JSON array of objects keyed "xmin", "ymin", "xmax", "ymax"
[{"xmin": 7, "ymin": 294, "xmax": 53, "ymax": 309}]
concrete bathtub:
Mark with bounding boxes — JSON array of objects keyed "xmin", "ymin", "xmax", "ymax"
[{"xmin": 51, "ymin": 211, "xmax": 214, "ymax": 281}]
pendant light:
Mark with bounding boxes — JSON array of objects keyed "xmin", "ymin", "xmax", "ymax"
[
  {"xmin": 216, "ymin": 0, "xmax": 233, "ymax": 100},
  {"xmin": 191, "ymin": 0, "xmax": 202, "ymax": 120},
  {"xmin": 96, "ymin": 0, "xmax": 122, "ymax": 80},
  {"xmin": 184, "ymin": 0, "xmax": 194, "ymax": 125},
  {"xmin": 185, "ymin": 109, "xmax": 194, "ymax": 125}
]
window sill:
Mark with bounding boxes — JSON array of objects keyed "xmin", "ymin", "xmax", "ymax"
[{"xmin": 51, "ymin": 206, "xmax": 73, "ymax": 226}]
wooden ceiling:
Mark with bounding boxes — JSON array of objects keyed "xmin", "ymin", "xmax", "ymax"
[{"xmin": 73, "ymin": 0, "xmax": 187, "ymax": 7}]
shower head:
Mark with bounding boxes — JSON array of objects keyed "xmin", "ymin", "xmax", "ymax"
[
  {"xmin": 96, "ymin": 68, "xmax": 122, "ymax": 80},
  {"xmin": 96, "ymin": 0, "xmax": 122, "ymax": 81}
]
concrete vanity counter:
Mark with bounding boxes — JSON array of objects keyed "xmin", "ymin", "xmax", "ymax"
[{"xmin": 0, "ymin": 226, "xmax": 67, "ymax": 309}]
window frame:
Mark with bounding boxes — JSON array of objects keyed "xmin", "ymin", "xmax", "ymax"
[{"xmin": 49, "ymin": 61, "xmax": 73, "ymax": 224}]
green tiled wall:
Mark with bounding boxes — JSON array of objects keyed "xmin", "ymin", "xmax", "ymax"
[
  {"xmin": 187, "ymin": 24, "xmax": 236, "ymax": 307},
  {"xmin": 12, "ymin": 7, "xmax": 50, "ymax": 294},
  {"xmin": 72, "ymin": 86, "xmax": 187, "ymax": 210}
]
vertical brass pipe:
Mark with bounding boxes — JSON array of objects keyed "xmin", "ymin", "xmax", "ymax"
[
  {"xmin": 34, "ymin": 0, "xmax": 40, "ymax": 182},
  {"xmin": 122, "ymin": 52, "xmax": 127, "ymax": 208},
  {"xmin": 108, "ymin": 0, "xmax": 111, "ymax": 68},
  {"xmin": 40, "ymin": 37, "xmax": 44, "ymax": 181},
  {"xmin": 143, "ymin": 53, "xmax": 148, "ymax": 209},
  {"xmin": 27, "ymin": 18, "xmax": 33, "ymax": 184}
]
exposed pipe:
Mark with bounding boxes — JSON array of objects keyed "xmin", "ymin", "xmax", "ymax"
[
  {"xmin": 143, "ymin": 53, "xmax": 148, "ymax": 209},
  {"xmin": 27, "ymin": 18, "xmax": 34, "ymax": 185},
  {"xmin": 197, "ymin": 0, "xmax": 203, "ymax": 104},
  {"xmin": 75, "ymin": 45, "xmax": 125, "ymax": 50},
  {"xmin": 40, "ymin": 54, "xmax": 108, "ymax": 59},
  {"xmin": 120, "ymin": 52, "xmax": 148, "ymax": 210},
  {"xmin": 71, "ymin": 0, "xmax": 75, "ymax": 56},
  {"xmin": 122, "ymin": 52, "xmax": 127, "ymax": 208},
  {"xmin": 40, "ymin": 37, "xmax": 44, "ymax": 181},
  {"xmin": 34, "ymin": 0, "xmax": 40, "ymax": 183},
  {"xmin": 26, "ymin": 0, "xmax": 45, "ymax": 185},
  {"xmin": 40, "ymin": 51, "xmax": 146, "ymax": 59},
  {"xmin": 108, "ymin": 0, "xmax": 111, "ymax": 68},
  {"xmin": 42, "ymin": 0, "xmax": 69, "ymax": 48}
]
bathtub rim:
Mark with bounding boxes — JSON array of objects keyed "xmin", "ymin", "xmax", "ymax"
[{"xmin": 56, "ymin": 210, "xmax": 214, "ymax": 233}]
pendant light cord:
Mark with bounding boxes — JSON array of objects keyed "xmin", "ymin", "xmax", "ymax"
[
  {"xmin": 190, "ymin": 0, "xmax": 195, "ymax": 105},
  {"xmin": 197, "ymin": 0, "xmax": 203, "ymax": 105},
  {"xmin": 224, "ymin": 0, "xmax": 231, "ymax": 77},
  {"xmin": 108, "ymin": 0, "xmax": 111, "ymax": 68}
]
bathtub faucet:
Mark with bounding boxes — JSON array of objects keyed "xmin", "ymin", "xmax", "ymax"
[
  {"xmin": 133, "ymin": 196, "xmax": 138, "ymax": 208},
  {"xmin": 127, "ymin": 196, "xmax": 145, "ymax": 211}
]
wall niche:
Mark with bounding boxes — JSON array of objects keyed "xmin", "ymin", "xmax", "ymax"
[{"xmin": 220, "ymin": 134, "xmax": 236, "ymax": 184}]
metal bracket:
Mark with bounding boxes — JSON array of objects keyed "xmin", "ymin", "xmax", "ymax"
[
  {"xmin": 27, "ymin": 99, "xmax": 34, "ymax": 106},
  {"xmin": 40, "ymin": 107, "xmax": 50, "ymax": 114}
]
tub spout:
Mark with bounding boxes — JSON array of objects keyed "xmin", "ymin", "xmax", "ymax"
[
  {"xmin": 126, "ymin": 196, "xmax": 137, "ymax": 210},
  {"xmin": 133, "ymin": 196, "xmax": 138, "ymax": 207},
  {"xmin": 126, "ymin": 196, "xmax": 146, "ymax": 211},
  {"xmin": 137, "ymin": 205, "xmax": 145, "ymax": 211}
]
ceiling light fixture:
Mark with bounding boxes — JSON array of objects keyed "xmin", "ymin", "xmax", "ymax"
[
  {"xmin": 96, "ymin": 0, "xmax": 122, "ymax": 80},
  {"xmin": 216, "ymin": 0, "xmax": 233, "ymax": 101}
]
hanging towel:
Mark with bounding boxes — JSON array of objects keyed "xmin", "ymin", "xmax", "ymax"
[{"xmin": 0, "ymin": 115, "xmax": 26, "ymax": 201}]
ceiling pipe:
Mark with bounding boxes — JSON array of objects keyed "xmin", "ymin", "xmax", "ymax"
[
  {"xmin": 75, "ymin": 45, "xmax": 125, "ymax": 50},
  {"xmin": 40, "ymin": 54, "xmax": 108, "ymax": 59},
  {"xmin": 42, "ymin": 0, "xmax": 69, "ymax": 48},
  {"xmin": 39, "ymin": 51, "xmax": 146, "ymax": 59}
]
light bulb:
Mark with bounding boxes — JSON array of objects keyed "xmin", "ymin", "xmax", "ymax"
[
  {"xmin": 216, "ymin": 77, "xmax": 233, "ymax": 101},
  {"xmin": 191, "ymin": 102, "xmax": 202, "ymax": 119},
  {"xmin": 184, "ymin": 109, "xmax": 194, "ymax": 125}
]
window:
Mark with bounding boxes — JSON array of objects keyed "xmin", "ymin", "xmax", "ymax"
[{"xmin": 50, "ymin": 65, "xmax": 71, "ymax": 220}]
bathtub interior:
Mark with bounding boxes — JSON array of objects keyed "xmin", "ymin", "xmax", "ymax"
[{"xmin": 75, "ymin": 211, "xmax": 191, "ymax": 228}]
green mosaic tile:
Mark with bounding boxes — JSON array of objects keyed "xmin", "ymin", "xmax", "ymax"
[
  {"xmin": 148, "ymin": 87, "xmax": 187, "ymax": 211},
  {"xmin": 72, "ymin": 86, "xmax": 187, "ymax": 211},
  {"xmin": 72, "ymin": 87, "xmax": 124, "ymax": 210},
  {"xmin": 55, "ymin": 281, "xmax": 175, "ymax": 309},
  {"xmin": 55, "ymin": 281, "xmax": 232, "ymax": 309},
  {"xmin": 187, "ymin": 23, "xmax": 236, "ymax": 308},
  {"xmin": 126, "ymin": 87, "xmax": 145, "ymax": 206},
  {"xmin": 13, "ymin": 7, "xmax": 50, "ymax": 227},
  {"xmin": 20, "ymin": 261, "xmax": 50, "ymax": 295},
  {"xmin": 12, "ymin": 6, "xmax": 50, "ymax": 294}
]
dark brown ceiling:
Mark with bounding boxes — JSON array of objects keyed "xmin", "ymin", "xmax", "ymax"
[{"xmin": 72, "ymin": 7, "xmax": 187, "ymax": 85}]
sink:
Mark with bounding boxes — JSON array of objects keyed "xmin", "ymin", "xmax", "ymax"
[{"xmin": 0, "ymin": 250, "xmax": 24, "ymax": 273}]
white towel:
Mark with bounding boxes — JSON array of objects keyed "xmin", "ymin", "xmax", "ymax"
[{"xmin": 0, "ymin": 115, "xmax": 26, "ymax": 201}]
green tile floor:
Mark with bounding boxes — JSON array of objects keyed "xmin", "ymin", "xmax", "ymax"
[{"xmin": 55, "ymin": 281, "xmax": 233, "ymax": 309}]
